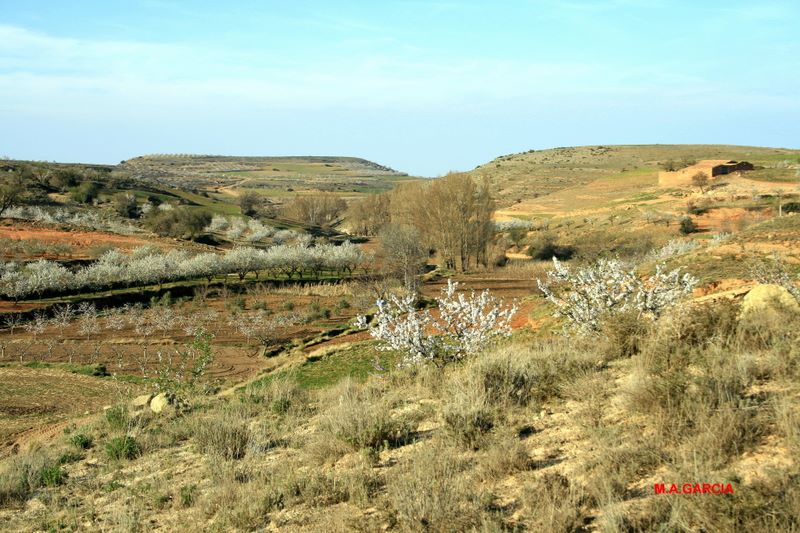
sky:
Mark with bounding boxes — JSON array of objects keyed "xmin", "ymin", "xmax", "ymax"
[{"xmin": 1, "ymin": 0, "xmax": 799, "ymax": 176}]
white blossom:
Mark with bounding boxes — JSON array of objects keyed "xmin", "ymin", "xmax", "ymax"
[
  {"xmin": 356, "ymin": 279, "xmax": 517, "ymax": 367},
  {"xmin": 538, "ymin": 257, "xmax": 697, "ymax": 333}
]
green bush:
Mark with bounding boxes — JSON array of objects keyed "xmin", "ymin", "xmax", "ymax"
[
  {"xmin": 69, "ymin": 433, "xmax": 93, "ymax": 450},
  {"xmin": 180, "ymin": 484, "xmax": 196, "ymax": 507},
  {"xmin": 527, "ymin": 233, "xmax": 575, "ymax": 260},
  {"xmin": 38, "ymin": 465, "xmax": 66, "ymax": 487},
  {"xmin": 69, "ymin": 181, "xmax": 101, "ymax": 204},
  {"xmin": 679, "ymin": 216, "xmax": 698, "ymax": 235},
  {"xmin": 105, "ymin": 405, "xmax": 129, "ymax": 431},
  {"xmin": 146, "ymin": 207, "xmax": 211, "ymax": 240},
  {"xmin": 106, "ymin": 436, "xmax": 140, "ymax": 460}
]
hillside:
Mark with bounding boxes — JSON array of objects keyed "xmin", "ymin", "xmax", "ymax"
[{"xmin": 470, "ymin": 144, "xmax": 800, "ymax": 210}]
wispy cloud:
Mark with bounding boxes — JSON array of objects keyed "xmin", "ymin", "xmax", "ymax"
[{"xmin": 0, "ymin": 22, "xmax": 728, "ymax": 117}]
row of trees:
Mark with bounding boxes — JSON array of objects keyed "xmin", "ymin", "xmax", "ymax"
[
  {"xmin": 283, "ymin": 194, "xmax": 347, "ymax": 227},
  {"xmin": 0, "ymin": 242, "xmax": 370, "ymax": 301}
]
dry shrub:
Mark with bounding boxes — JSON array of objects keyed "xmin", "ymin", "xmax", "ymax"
[
  {"xmin": 441, "ymin": 373, "xmax": 495, "ymax": 449},
  {"xmin": 267, "ymin": 281, "xmax": 355, "ymax": 298},
  {"xmin": 336, "ymin": 450, "xmax": 383, "ymax": 505},
  {"xmin": 387, "ymin": 441, "xmax": 486, "ymax": 532},
  {"xmin": 0, "ymin": 448, "xmax": 65, "ymax": 506},
  {"xmin": 641, "ymin": 300, "xmax": 740, "ymax": 370},
  {"xmin": 241, "ymin": 376, "xmax": 310, "ymax": 418},
  {"xmin": 599, "ymin": 309, "xmax": 650, "ymax": 360},
  {"xmin": 477, "ymin": 428, "xmax": 531, "ymax": 480},
  {"xmin": 480, "ymin": 341, "xmax": 600, "ymax": 404},
  {"xmin": 773, "ymin": 394, "xmax": 800, "ymax": 456},
  {"xmin": 736, "ymin": 302, "xmax": 799, "ymax": 349},
  {"xmin": 318, "ymin": 378, "xmax": 415, "ymax": 453},
  {"xmin": 191, "ymin": 408, "xmax": 250, "ymax": 460},
  {"xmin": 582, "ymin": 431, "xmax": 664, "ymax": 509},
  {"xmin": 469, "ymin": 349, "xmax": 540, "ymax": 406},
  {"xmin": 629, "ymin": 339, "xmax": 766, "ymax": 470},
  {"xmin": 520, "ymin": 472, "xmax": 589, "ymax": 532},
  {"xmin": 564, "ymin": 371, "xmax": 612, "ymax": 429},
  {"xmin": 203, "ymin": 456, "xmax": 357, "ymax": 530},
  {"xmin": 201, "ymin": 468, "xmax": 271, "ymax": 530}
]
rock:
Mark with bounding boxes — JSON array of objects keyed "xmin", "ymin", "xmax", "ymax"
[
  {"xmin": 740, "ymin": 284, "xmax": 800, "ymax": 320},
  {"xmin": 25, "ymin": 497, "xmax": 46, "ymax": 513},
  {"xmin": 149, "ymin": 392, "xmax": 174, "ymax": 414},
  {"xmin": 131, "ymin": 394, "xmax": 152, "ymax": 410}
]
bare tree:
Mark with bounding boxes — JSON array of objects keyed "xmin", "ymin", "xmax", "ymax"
[
  {"xmin": 691, "ymin": 171, "xmax": 709, "ymax": 193},
  {"xmin": 346, "ymin": 193, "xmax": 390, "ymax": 235},
  {"xmin": 379, "ymin": 224, "xmax": 428, "ymax": 293},
  {"xmin": 283, "ymin": 194, "xmax": 347, "ymax": 227},
  {"xmin": 388, "ymin": 173, "xmax": 495, "ymax": 272}
]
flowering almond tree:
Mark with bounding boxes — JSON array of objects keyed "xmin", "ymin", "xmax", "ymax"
[
  {"xmin": 355, "ymin": 279, "xmax": 517, "ymax": 367},
  {"xmin": 537, "ymin": 257, "xmax": 697, "ymax": 334}
]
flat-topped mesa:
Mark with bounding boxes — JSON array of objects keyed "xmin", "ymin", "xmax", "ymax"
[{"xmin": 120, "ymin": 154, "xmax": 406, "ymax": 176}]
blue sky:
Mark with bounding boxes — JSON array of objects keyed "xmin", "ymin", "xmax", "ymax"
[{"xmin": 1, "ymin": 0, "xmax": 799, "ymax": 176}]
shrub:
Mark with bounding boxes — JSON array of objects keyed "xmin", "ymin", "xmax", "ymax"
[
  {"xmin": 0, "ymin": 452, "xmax": 66, "ymax": 505},
  {"xmin": 69, "ymin": 433, "xmax": 93, "ymax": 450},
  {"xmin": 193, "ymin": 412, "xmax": 250, "ymax": 460},
  {"xmin": 106, "ymin": 436, "xmax": 140, "ymax": 460},
  {"xmin": 70, "ymin": 181, "xmax": 101, "ymax": 204},
  {"xmin": 599, "ymin": 309, "xmax": 649, "ymax": 360},
  {"xmin": 527, "ymin": 233, "xmax": 575, "ymax": 260},
  {"xmin": 146, "ymin": 207, "xmax": 211, "ymax": 240},
  {"xmin": 471, "ymin": 351, "xmax": 539, "ymax": 406},
  {"xmin": 180, "ymin": 484, "xmax": 196, "ymax": 507},
  {"xmin": 441, "ymin": 385, "xmax": 495, "ymax": 449},
  {"xmin": 387, "ymin": 442, "xmax": 486, "ymax": 532},
  {"xmin": 112, "ymin": 192, "xmax": 138, "ymax": 218},
  {"xmin": 319, "ymin": 379, "xmax": 414, "ymax": 451},
  {"xmin": 679, "ymin": 216, "xmax": 698, "ymax": 234},
  {"xmin": 241, "ymin": 376, "xmax": 309, "ymax": 417},
  {"xmin": 105, "ymin": 405, "xmax": 129, "ymax": 431},
  {"xmin": 521, "ymin": 472, "xmax": 589, "ymax": 532},
  {"xmin": 478, "ymin": 429, "xmax": 532, "ymax": 479},
  {"xmin": 38, "ymin": 465, "xmax": 66, "ymax": 487}
]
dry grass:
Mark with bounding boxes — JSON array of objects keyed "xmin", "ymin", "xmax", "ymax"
[
  {"xmin": 386, "ymin": 440, "xmax": 489, "ymax": 532},
  {"xmin": 1, "ymin": 297, "xmax": 799, "ymax": 531},
  {"xmin": 317, "ymin": 378, "xmax": 416, "ymax": 454}
]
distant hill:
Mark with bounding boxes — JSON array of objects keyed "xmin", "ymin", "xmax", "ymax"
[
  {"xmin": 467, "ymin": 144, "xmax": 800, "ymax": 208},
  {"xmin": 118, "ymin": 154, "xmax": 410, "ymax": 193}
]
